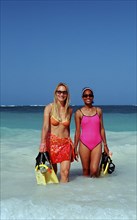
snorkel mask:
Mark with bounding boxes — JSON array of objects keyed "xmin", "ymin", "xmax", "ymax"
[{"xmin": 100, "ymin": 152, "xmax": 115, "ymax": 176}]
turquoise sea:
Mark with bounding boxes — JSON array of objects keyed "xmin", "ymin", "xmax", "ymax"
[{"xmin": 1, "ymin": 105, "xmax": 137, "ymax": 220}]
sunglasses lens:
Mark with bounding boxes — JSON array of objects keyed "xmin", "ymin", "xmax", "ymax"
[
  {"xmin": 56, "ymin": 90, "xmax": 68, "ymax": 95},
  {"xmin": 83, "ymin": 94, "xmax": 93, "ymax": 98}
]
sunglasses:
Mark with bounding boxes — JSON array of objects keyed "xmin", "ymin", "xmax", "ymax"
[
  {"xmin": 56, "ymin": 90, "xmax": 68, "ymax": 95},
  {"xmin": 83, "ymin": 94, "xmax": 93, "ymax": 98}
]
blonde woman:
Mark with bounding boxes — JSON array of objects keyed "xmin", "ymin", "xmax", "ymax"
[{"xmin": 39, "ymin": 82, "xmax": 74, "ymax": 183}]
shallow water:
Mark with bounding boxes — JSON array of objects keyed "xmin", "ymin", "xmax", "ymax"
[{"xmin": 0, "ymin": 106, "xmax": 137, "ymax": 220}]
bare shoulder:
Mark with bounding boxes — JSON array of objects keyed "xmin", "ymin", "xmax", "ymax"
[
  {"xmin": 44, "ymin": 103, "xmax": 53, "ymax": 114},
  {"xmin": 75, "ymin": 108, "xmax": 82, "ymax": 117},
  {"xmin": 96, "ymin": 107, "xmax": 103, "ymax": 115}
]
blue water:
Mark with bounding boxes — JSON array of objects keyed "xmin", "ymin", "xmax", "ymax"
[
  {"xmin": 1, "ymin": 105, "xmax": 136, "ymax": 131},
  {"xmin": 1, "ymin": 105, "xmax": 136, "ymax": 220}
]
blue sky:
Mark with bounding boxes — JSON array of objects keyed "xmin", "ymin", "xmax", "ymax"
[{"xmin": 1, "ymin": 0, "xmax": 136, "ymax": 105}]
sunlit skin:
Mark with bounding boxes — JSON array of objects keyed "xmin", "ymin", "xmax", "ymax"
[
  {"xmin": 39, "ymin": 83, "xmax": 73, "ymax": 183},
  {"xmin": 74, "ymin": 89, "xmax": 112, "ymax": 177}
]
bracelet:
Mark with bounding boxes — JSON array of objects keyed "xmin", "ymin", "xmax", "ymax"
[{"xmin": 103, "ymin": 143, "xmax": 107, "ymax": 146}]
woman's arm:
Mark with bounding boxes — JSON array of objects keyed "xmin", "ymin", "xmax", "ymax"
[
  {"xmin": 39, "ymin": 104, "xmax": 51, "ymax": 152},
  {"xmin": 74, "ymin": 110, "xmax": 81, "ymax": 155},
  {"xmin": 68, "ymin": 107, "xmax": 73, "ymax": 135},
  {"xmin": 98, "ymin": 107, "xmax": 110, "ymax": 155}
]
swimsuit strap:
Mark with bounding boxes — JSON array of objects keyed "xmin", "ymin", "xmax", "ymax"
[
  {"xmin": 79, "ymin": 107, "xmax": 97, "ymax": 116},
  {"xmin": 79, "ymin": 109, "xmax": 84, "ymax": 115},
  {"xmin": 96, "ymin": 107, "xmax": 99, "ymax": 116}
]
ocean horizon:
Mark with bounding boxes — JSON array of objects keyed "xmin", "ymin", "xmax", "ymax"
[{"xmin": 1, "ymin": 105, "xmax": 136, "ymax": 219}]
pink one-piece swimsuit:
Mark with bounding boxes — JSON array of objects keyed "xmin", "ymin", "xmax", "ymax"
[{"xmin": 80, "ymin": 110, "xmax": 102, "ymax": 150}]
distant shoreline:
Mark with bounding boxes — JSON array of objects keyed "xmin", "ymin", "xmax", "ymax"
[
  {"xmin": 0, "ymin": 104, "xmax": 136, "ymax": 107},
  {"xmin": 0, "ymin": 105, "xmax": 137, "ymax": 114}
]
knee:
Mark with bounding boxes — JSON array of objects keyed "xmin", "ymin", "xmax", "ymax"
[
  {"xmin": 90, "ymin": 167, "xmax": 99, "ymax": 177},
  {"xmin": 60, "ymin": 168, "xmax": 69, "ymax": 183},
  {"xmin": 61, "ymin": 168, "xmax": 69, "ymax": 178}
]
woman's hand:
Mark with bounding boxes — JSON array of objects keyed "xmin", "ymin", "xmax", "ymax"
[
  {"xmin": 39, "ymin": 143, "xmax": 47, "ymax": 152},
  {"xmin": 74, "ymin": 149, "xmax": 79, "ymax": 162},
  {"xmin": 109, "ymin": 151, "xmax": 113, "ymax": 157},
  {"xmin": 104, "ymin": 145, "xmax": 113, "ymax": 157}
]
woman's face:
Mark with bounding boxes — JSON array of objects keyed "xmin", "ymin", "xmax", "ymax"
[
  {"xmin": 56, "ymin": 85, "xmax": 68, "ymax": 102},
  {"xmin": 82, "ymin": 89, "xmax": 94, "ymax": 104}
]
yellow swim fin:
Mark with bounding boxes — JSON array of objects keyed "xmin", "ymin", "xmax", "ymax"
[
  {"xmin": 100, "ymin": 152, "xmax": 115, "ymax": 177},
  {"xmin": 100, "ymin": 162, "xmax": 109, "ymax": 176},
  {"xmin": 35, "ymin": 165, "xmax": 47, "ymax": 185},
  {"xmin": 44, "ymin": 166, "xmax": 59, "ymax": 184},
  {"xmin": 35, "ymin": 152, "xmax": 59, "ymax": 185}
]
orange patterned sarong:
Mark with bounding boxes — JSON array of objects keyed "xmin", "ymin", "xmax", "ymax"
[{"xmin": 46, "ymin": 133, "xmax": 74, "ymax": 164}]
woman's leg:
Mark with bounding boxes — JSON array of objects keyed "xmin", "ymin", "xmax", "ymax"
[
  {"xmin": 79, "ymin": 142, "xmax": 90, "ymax": 176},
  {"xmin": 60, "ymin": 160, "xmax": 71, "ymax": 183},
  {"xmin": 90, "ymin": 143, "xmax": 102, "ymax": 177}
]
